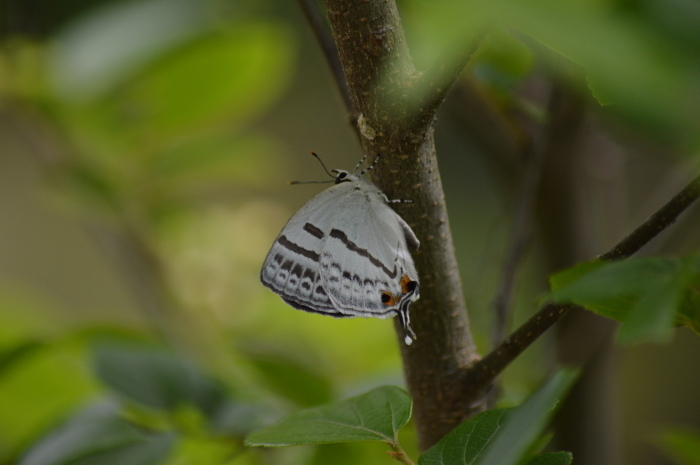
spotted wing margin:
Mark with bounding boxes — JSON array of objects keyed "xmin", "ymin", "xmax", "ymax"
[
  {"xmin": 319, "ymin": 189, "xmax": 418, "ymax": 318},
  {"xmin": 260, "ymin": 183, "xmax": 356, "ymax": 316}
]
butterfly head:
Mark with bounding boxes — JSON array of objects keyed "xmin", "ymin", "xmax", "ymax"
[{"xmin": 331, "ymin": 169, "xmax": 359, "ymax": 184}]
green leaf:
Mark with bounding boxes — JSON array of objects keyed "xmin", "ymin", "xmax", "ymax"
[
  {"xmin": 0, "ymin": 341, "xmax": 100, "ymax": 455},
  {"xmin": 0, "ymin": 340, "xmax": 46, "ymax": 376},
  {"xmin": 17, "ymin": 401, "xmax": 175, "ymax": 465},
  {"xmin": 526, "ymin": 451, "xmax": 573, "ymax": 465},
  {"xmin": 245, "ymin": 351, "xmax": 333, "ymax": 407},
  {"xmin": 93, "ymin": 342, "xmax": 225, "ymax": 415},
  {"xmin": 468, "ymin": 28, "xmax": 535, "ymax": 94},
  {"xmin": 548, "ymin": 257, "xmax": 700, "ymax": 344},
  {"xmin": 208, "ymin": 401, "xmax": 272, "ymax": 437},
  {"xmin": 147, "ymin": 132, "xmax": 281, "ymax": 194},
  {"xmin": 548, "ymin": 260, "xmax": 606, "ymax": 291},
  {"xmin": 679, "ymin": 289, "xmax": 700, "ymax": 335},
  {"xmin": 617, "ymin": 271, "xmax": 688, "ymax": 344},
  {"xmin": 245, "ymin": 386, "xmax": 411, "ymax": 447},
  {"xmin": 657, "ymin": 428, "xmax": 700, "ymax": 465},
  {"xmin": 420, "ymin": 369, "xmax": 578, "ymax": 465},
  {"xmin": 406, "ymin": 0, "xmax": 699, "ymax": 139},
  {"xmin": 419, "ymin": 409, "xmax": 511, "ymax": 465},
  {"xmin": 48, "ymin": 0, "xmax": 211, "ymax": 101},
  {"xmin": 122, "ymin": 22, "xmax": 295, "ymax": 136}
]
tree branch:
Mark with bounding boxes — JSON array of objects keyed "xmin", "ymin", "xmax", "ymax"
[
  {"xmin": 456, "ymin": 172, "xmax": 700, "ymax": 407},
  {"xmin": 599, "ymin": 176, "xmax": 700, "ymax": 260},
  {"xmin": 411, "ymin": 36, "xmax": 486, "ymax": 131},
  {"xmin": 320, "ymin": 0, "xmax": 481, "ymax": 450}
]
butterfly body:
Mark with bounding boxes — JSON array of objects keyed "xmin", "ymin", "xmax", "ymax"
[{"xmin": 260, "ymin": 169, "xmax": 420, "ymax": 344}]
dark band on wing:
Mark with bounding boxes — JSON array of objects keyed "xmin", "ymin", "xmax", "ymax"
[
  {"xmin": 283, "ymin": 297, "xmax": 348, "ymax": 317},
  {"xmin": 277, "ymin": 235, "xmax": 320, "ymax": 262},
  {"xmin": 303, "ymin": 223, "xmax": 325, "ymax": 239},
  {"xmin": 328, "ymin": 228, "xmax": 397, "ymax": 278}
]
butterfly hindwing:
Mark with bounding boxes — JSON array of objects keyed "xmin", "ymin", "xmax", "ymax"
[{"xmin": 318, "ymin": 182, "xmax": 419, "ymax": 318}]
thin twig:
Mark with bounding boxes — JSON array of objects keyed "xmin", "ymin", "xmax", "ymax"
[
  {"xmin": 296, "ymin": 0, "xmax": 356, "ymax": 126},
  {"xmin": 458, "ymin": 172, "xmax": 700, "ymax": 405},
  {"xmin": 411, "ymin": 32, "xmax": 487, "ymax": 132},
  {"xmin": 486, "ymin": 132, "xmax": 547, "ymax": 411},
  {"xmin": 599, "ymin": 176, "xmax": 700, "ymax": 260},
  {"xmin": 491, "ymin": 136, "xmax": 548, "ymax": 347}
]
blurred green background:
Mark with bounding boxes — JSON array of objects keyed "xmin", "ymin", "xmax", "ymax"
[{"xmin": 1, "ymin": 0, "xmax": 700, "ymax": 464}]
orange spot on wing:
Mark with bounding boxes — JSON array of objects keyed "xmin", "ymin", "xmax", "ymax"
[
  {"xmin": 400, "ymin": 275, "xmax": 412, "ymax": 294},
  {"xmin": 381, "ymin": 291, "xmax": 397, "ymax": 306}
]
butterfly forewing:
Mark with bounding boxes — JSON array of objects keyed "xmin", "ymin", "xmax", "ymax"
[{"xmin": 260, "ymin": 183, "xmax": 353, "ymax": 315}]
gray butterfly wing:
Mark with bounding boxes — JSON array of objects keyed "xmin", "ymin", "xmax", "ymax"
[
  {"xmin": 260, "ymin": 182, "xmax": 355, "ymax": 316},
  {"xmin": 318, "ymin": 182, "xmax": 420, "ymax": 319}
]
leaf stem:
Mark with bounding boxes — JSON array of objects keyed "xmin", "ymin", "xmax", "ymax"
[{"xmin": 388, "ymin": 442, "xmax": 416, "ymax": 465}]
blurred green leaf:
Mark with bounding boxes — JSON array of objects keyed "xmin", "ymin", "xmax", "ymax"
[
  {"xmin": 208, "ymin": 401, "xmax": 272, "ymax": 437},
  {"xmin": 420, "ymin": 369, "xmax": 578, "ymax": 465},
  {"xmin": 0, "ymin": 341, "xmax": 100, "ymax": 457},
  {"xmin": 0, "ymin": 340, "xmax": 46, "ymax": 377},
  {"xmin": 468, "ymin": 28, "xmax": 535, "ymax": 96},
  {"xmin": 148, "ymin": 132, "xmax": 281, "ymax": 195},
  {"xmin": 406, "ymin": 0, "xmax": 700, "ymax": 140},
  {"xmin": 17, "ymin": 401, "xmax": 175, "ymax": 465},
  {"xmin": 245, "ymin": 386, "xmax": 411, "ymax": 446},
  {"xmin": 245, "ymin": 350, "xmax": 333, "ymax": 407},
  {"xmin": 678, "ymin": 288, "xmax": 700, "ymax": 335},
  {"xmin": 122, "ymin": 22, "xmax": 295, "ymax": 137},
  {"xmin": 617, "ymin": 270, "xmax": 689, "ymax": 343},
  {"xmin": 93, "ymin": 342, "xmax": 226, "ymax": 415},
  {"xmin": 49, "ymin": 0, "xmax": 212, "ymax": 101},
  {"xmin": 657, "ymin": 428, "xmax": 700, "ymax": 465},
  {"xmin": 312, "ymin": 442, "xmax": 372, "ymax": 465},
  {"xmin": 526, "ymin": 451, "xmax": 573, "ymax": 465},
  {"xmin": 159, "ymin": 436, "xmax": 236, "ymax": 465},
  {"xmin": 548, "ymin": 259, "xmax": 606, "ymax": 291},
  {"xmin": 548, "ymin": 257, "xmax": 700, "ymax": 344}
]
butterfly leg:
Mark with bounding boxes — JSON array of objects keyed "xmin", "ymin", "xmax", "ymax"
[
  {"xmin": 358, "ymin": 153, "xmax": 381, "ymax": 176},
  {"xmin": 353, "ymin": 153, "xmax": 369, "ymax": 173},
  {"xmin": 380, "ymin": 191, "xmax": 414, "ymax": 204}
]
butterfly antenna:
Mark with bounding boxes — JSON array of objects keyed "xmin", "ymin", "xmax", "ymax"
[
  {"xmin": 288, "ymin": 152, "xmax": 337, "ymax": 185},
  {"xmin": 353, "ymin": 153, "xmax": 369, "ymax": 174},
  {"xmin": 358, "ymin": 153, "xmax": 380, "ymax": 177},
  {"xmin": 310, "ymin": 151, "xmax": 336, "ymax": 178}
]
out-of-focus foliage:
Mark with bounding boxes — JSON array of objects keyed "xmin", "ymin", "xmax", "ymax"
[
  {"xmin": 419, "ymin": 369, "xmax": 578, "ymax": 465},
  {"xmin": 404, "ymin": 0, "xmax": 700, "ymax": 144},
  {"xmin": 2, "ymin": 0, "xmax": 700, "ymax": 463},
  {"xmin": 245, "ymin": 370, "xmax": 576, "ymax": 465},
  {"xmin": 246, "ymin": 386, "xmax": 411, "ymax": 447},
  {"xmin": 657, "ymin": 429, "xmax": 700, "ymax": 465},
  {"xmin": 93, "ymin": 342, "xmax": 228, "ymax": 414},
  {"xmin": 549, "ymin": 257, "xmax": 700, "ymax": 344},
  {"xmin": 0, "ymin": 0, "xmax": 411, "ymax": 463},
  {"xmin": 18, "ymin": 401, "xmax": 176, "ymax": 465}
]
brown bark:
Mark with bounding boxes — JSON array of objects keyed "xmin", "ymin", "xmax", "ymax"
[{"xmin": 321, "ymin": 0, "xmax": 481, "ymax": 450}]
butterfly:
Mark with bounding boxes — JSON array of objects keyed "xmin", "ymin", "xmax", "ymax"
[{"xmin": 260, "ymin": 153, "xmax": 420, "ymax": 344}]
